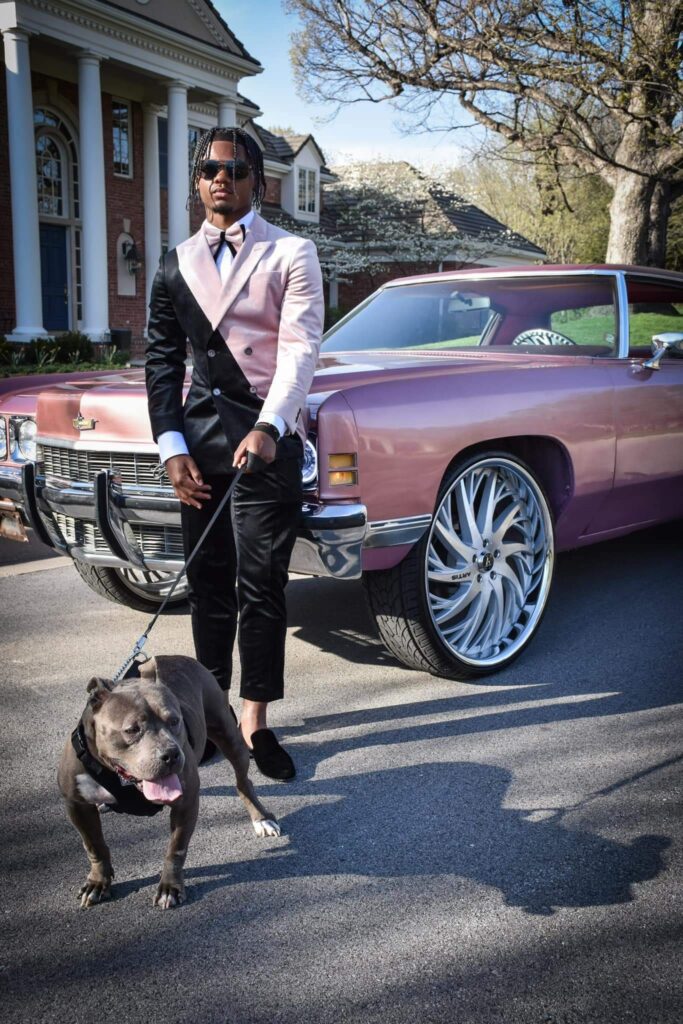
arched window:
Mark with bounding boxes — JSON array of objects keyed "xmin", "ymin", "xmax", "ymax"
[
  {"xmin": 36, "ymin": 134, "xmax": 65, "ymax": 216},
  {"xmin": 34, "ymin": 108, "xmax": 80, "ymax": 218},
  {"xmin": 34, "ymin": 107, "xmax": 82, "ymax": 322}
]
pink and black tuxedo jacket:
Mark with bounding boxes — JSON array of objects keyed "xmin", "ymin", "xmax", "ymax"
[{"xmin": 145, "ymin": 212, "xmax": 324, "ymax": 475}]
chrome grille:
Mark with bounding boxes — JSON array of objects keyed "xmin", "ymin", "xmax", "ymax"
[
  {"xmin": 39, "ymin": 444, "xmax": 169, "ymax": 486},
  {"xmin": 52, "ymin": 513, "xmax": 183, "ymax": 560}
]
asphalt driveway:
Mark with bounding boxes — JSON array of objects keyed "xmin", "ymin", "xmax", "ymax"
[{"xmin": 1, "ymin": 525, "xmax": 681, "ymax": 1023}]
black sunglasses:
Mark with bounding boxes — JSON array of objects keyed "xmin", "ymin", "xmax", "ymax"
[{"xmin": 199, "ymin": 158, "xmax": 251, "ymax": 181}]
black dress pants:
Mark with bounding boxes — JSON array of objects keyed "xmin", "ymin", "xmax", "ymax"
[{"xmin": 180, "ymin": 448, "xmax": 302, "ymax": 702}]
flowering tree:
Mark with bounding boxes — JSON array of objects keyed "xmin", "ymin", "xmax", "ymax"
[
  {"xmin": 288, "ymin": 0, "xmax": 683, "ymax": 267},
  {"xmin": 269, "ymin": 160, "xmax": 516, "ymax": 288}
]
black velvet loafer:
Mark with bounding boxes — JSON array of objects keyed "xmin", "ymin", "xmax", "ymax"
[{"xmin": 250, "ymin": 729, "xmax": 296, "ymax": 781}]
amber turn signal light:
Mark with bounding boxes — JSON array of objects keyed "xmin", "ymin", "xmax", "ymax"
[
  {"xmin": 328, "ymin": 453, "xmax": 358, "ymax": 486},
  {"xmin": 329, "ymin": 453, "xmax": 355, "ymax": 468}
]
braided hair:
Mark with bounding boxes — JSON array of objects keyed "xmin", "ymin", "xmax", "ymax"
[{"xmin": 188, "ymin": 126, "xmax": 267, "ymax": 210}]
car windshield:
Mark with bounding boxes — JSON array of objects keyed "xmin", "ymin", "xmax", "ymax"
[{"xmin": 322, "ymin": 274, "xmax": 619, "ymax": 357}]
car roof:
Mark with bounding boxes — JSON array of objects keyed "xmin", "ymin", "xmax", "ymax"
[{"xmin": 385, "ymin": 264, "xmax": 683, "ymax": 287}]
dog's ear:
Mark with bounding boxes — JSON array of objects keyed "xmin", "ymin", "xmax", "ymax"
[{"xmin": 86, "ymin": 676, "xmax": 113, "ymax": 710}]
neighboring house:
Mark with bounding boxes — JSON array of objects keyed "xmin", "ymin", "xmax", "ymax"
[
  {"xmin": 319, "ymin": 162, "xmax": 546, "ymax": 310},
  {"xmin": 0, "ymin": 0, "xmax": 545, "ymax": 352}
]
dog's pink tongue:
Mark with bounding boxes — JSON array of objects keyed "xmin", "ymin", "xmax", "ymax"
[{"xmin": 141, "ymin": 774, "xmax": 182, "ymax": 804}]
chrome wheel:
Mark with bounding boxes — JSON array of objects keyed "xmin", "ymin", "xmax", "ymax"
[
  {"xmin": 425, "ymin": 457, "xmax": 553, "ymax": 668},
  {"xmin": 116, "ymin": 567, "xmax": 188, "ymax": 605}
]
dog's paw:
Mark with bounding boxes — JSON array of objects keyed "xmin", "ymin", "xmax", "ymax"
[
  {"xmin": 79, "ymin": 876, "xmax": 113, "ymax": 909},
  {"xmin": 253, "ymin": 818, "xmax": 281, "ymax": 838},
  {"xmin": 153, "ymin": 880, "xmax": 186, "ymax": 910}
]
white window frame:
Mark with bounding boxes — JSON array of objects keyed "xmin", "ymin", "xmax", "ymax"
[
  {"xmin": 112, "ymin": 98, "xmax": 133, "ymax": 179},
  {"xmin": 297, "ymin": 166, "xmax": 317, "ymax": 214},
  {"xmin": 188, "ymin": 125, "xmax": 201, "ymax": 178}
]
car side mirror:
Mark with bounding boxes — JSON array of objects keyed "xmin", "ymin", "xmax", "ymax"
[{"xmin": 642, "ymin": 332, "xmax": 683, "ymax": 370}]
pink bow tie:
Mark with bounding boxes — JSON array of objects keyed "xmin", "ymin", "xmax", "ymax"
[{"xmin": 204, "ymin": 221, "xmax": 246, "ymax": 257}]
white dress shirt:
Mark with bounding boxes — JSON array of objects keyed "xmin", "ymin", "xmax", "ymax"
[{"xmin": 156, "ymin": 208, "xmax": 286, "ymax": 464}]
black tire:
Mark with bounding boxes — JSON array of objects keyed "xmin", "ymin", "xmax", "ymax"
[
  {"xmin": 72, "ymin": 560, "xmax": 189, "ymax": 613},
  {"xmin": 364, "ymin": 452, "xmax": 555, "ymax": 679}
]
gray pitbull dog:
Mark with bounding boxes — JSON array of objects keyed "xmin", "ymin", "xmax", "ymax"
[{"xmin": 58, "ymin": 654, "xmax": 280, "ymax": 909}]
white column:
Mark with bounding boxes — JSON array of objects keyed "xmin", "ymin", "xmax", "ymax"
[
  {"xmin": 167, "ymin": 80, "xmax": 189, "ymax": 248},
  {"xmin": 3, "ymin": 28, "xmax": 46, "ymax": 340},
  {"xmin": 78, "ymin": 51, "xmax": 109, "ymax": 340},
  {"xmin": 143, "ymin": 104, "xmax": 162, "ymax": 312},
  {"xmin": 217, "ymin": 97, "xmax": 236, "ymax": 127}
]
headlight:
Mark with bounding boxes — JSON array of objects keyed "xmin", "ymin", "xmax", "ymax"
[
  {"xmin": 18, "ymin": 418, "xmax": 37, "ymax": 460},
  {"xmin": 9, "ymin": 416, "xmax": 37, "ymax": 462},
  {"xmin": 301, "ymin": 438, "xmax": 318, "ymax": 488},
  {"xmin": 0, "ymin": 417, "xmax": 7, "ymax": 461}
]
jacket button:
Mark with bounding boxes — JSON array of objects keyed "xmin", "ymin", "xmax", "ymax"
[
  {"xmin": 212, "ymin": 388, "xmax": 221, "ymax": 396},
  {"xmin": 244, "ymin": 346, "xmax": 252, "ymax": 355},
  {"xmin": 208, "ymin": 349, "xmax": 216, "ymax": 358},
  {"xmin": 249, "ymin": 386, "xmax": 257, "ymax": 394}
]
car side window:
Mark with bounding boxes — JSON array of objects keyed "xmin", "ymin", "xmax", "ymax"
[
  {"xmin": 549, "ymin": 304, "xmax": 617, "ymax": 350},
  {"xmin": 626, "ymin": 277, "xmax": 683, "ymax": 355}
]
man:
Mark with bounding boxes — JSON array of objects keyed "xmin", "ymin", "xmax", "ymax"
[{"xmin": 145, "ymin": 126, "xmax": 324, "ymax": 780}]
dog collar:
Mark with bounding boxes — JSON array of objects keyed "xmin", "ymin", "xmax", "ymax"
[{"xmin": 71, "ymin": 719, "xmax": 165, "ymax": 818}]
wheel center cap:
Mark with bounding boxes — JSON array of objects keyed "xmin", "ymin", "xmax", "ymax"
[{"xmin": 477, "ymin": 552, "xmax": 495, "ymax": 572}]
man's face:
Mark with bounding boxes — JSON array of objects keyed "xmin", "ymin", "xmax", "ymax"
[{"xmin": 197, "ymin": 139, "xmax": 255, "ymax": 220}]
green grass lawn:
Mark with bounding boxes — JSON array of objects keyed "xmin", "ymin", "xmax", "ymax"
[{"xmin": 383, "ymin": 311, "xmax": 683, "ymax": 352}]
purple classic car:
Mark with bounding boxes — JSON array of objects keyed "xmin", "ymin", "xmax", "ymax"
[{"xmin": 2, "ymin": 264, "xmax": 682, "ymax": 678}]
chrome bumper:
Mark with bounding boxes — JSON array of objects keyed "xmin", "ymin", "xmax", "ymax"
[
  {"xmin": 0, "ymin": 465, "xmax": 24, "ymax": 506},
  {"xmin": 0, "ymin": 465, "xmax": 29, "ymax": 540},
  {"xmin": 20, "ymin": 464, "xmax": 368, "ymax": 581}
]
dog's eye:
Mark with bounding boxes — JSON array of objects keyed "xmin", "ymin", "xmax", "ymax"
[
  {"xmin": 124, "ymin": 723, "xmax": 141, "ymax": 736},
  {"xmin": 168, "ymin": 717, "xmax": 181, "ymax": 730}
]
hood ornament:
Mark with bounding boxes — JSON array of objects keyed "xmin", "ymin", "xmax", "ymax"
[{"xmin": 73, "ymin": 412, "xmax": 98, "ymax": 431}]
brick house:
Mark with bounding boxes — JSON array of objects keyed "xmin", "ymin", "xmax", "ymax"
[{"xmin": 0, "ymin": 0, "xmax": 544, "ymax": 353}]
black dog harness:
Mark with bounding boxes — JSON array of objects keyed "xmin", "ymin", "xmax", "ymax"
[{"xmin": 71, "ymin": 719, "xmax": 166, "ymax": 817}]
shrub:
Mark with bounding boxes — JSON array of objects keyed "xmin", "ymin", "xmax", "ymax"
[{"xmin": 53, "ymin": 330, "xmax": 94, "ymax": 364}]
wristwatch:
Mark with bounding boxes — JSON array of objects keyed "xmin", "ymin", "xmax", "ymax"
[{"xmin": 253, "ymin": 420, "xmax": 281, "ymax": 443}]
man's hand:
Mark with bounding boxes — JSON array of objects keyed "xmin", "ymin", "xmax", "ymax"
[
  {"xmin": 165, "ymin": 455, "xmax": 212, "ymax": 509},
  {"xmin": 233, "ymin": 430, "xmax": 277, "ymax": 471}
]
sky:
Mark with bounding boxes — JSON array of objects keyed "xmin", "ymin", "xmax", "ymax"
[{"xmin": 215, "ymin": 0, "xmax": 478, "ymax": 168}]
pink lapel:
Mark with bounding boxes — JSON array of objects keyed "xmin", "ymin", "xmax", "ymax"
[
  {"xmin": 176, "ymin": 229, "xmax": 222, "ymax": 328},
  {"xmin": 175, "ymin": 214, "xmax": 272, "ymax": 332}
]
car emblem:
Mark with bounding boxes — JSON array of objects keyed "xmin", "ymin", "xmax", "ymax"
[{"xmin": 73, "ymin": 413, "xmax": 98, "ymax": 431}]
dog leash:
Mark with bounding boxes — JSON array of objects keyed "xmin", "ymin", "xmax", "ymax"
[{"xmin": 112, "ymin": 452, "xmax": 266, "ymax": 682}]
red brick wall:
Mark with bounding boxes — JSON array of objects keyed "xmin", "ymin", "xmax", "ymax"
[
  {"xmin": 102, "ymin": 94, "xmax": 147, "ymax": 338},
  {"xmin": 264, "ymin": 175, "xmax": 280, "ymax": 205},
  {"xmin": 0, "ymin": 67, "xmax": 14, "ymax": 336}
]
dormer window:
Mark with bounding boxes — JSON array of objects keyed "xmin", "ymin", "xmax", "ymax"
[{"xmin": 298, "ymin": 167, "xmax": 317, "ymax": 214}]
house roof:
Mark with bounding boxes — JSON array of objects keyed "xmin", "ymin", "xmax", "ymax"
[
  {"xmin": 321, "ymin": 163, "xmax": 545, "ymax": 257},
  {"xmin": 99, "ymin": 0, "xmax": 261, "ymax": 66},
  {"xmin": 252, "ymin": 125, "xmax": 333, "ymax": 175},
  {"xmin": 237, "ymin": 92, "xmax": 261, "ymax": 111}
]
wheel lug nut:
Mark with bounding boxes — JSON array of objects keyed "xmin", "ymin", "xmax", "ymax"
[
  {"xmin": 491, "ymin": 571, "xmax": 497, "ymax": 579},
  {"xmin": 494, "ymin": 550, "xmax": 500, "ymax": 558},
  {"xmin": 483, "ymin": 539, "xmax": 489, "ymax": 547},
  {"xmin": 476, "ymin": 574, "xmax": 482, "ymax": 582}
]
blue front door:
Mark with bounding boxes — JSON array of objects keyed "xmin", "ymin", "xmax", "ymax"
[{"xmin": 40, "ymin": 224, "xmax": 69, "ymax": 331}]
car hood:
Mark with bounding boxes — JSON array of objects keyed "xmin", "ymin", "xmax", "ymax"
[{"xmin": 33, "ymin": 350, "xmax": 573, "ymax": 443}]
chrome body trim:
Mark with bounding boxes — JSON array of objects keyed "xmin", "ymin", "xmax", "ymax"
[
  {"xmin": 616, "ymin": 271, "xmax": 630, "ymax": 358},
  {"xmin": 22, "ymin": 467, "xmax": 371, "ymax": 581},
  {"xmin": 382, "ymin": 267, "xmax": 662, "ymax": 288},
  {"xmin": 364, "ymin": 513, "xmax": 433, "ymax": 548},
  {"xmin": 291, "ymin": 503, "xmax": 367, "ymax": 580},
  {"xmin": 38, "ymin": 435, "xmax": 160, "ymax": 454},
  {"xmin": 0, "ymin": 465, "xmax": 23, "ymax": 500}
]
